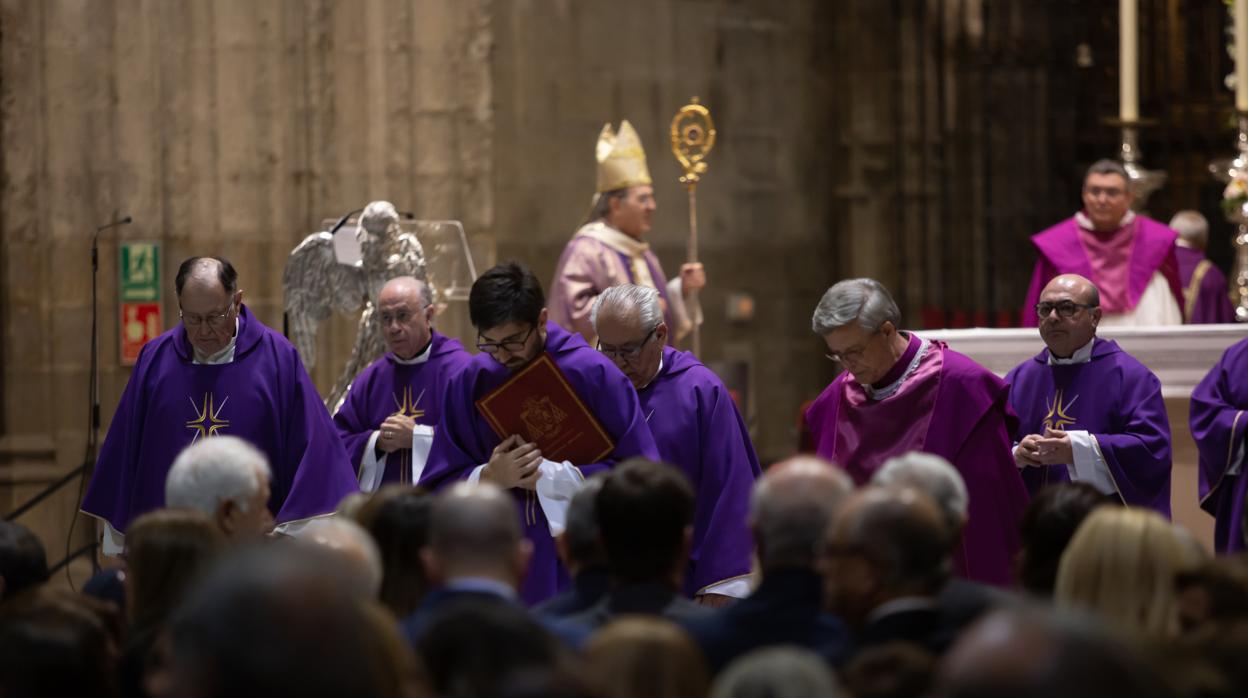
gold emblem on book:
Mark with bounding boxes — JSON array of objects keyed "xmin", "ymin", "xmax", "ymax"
[{"xmin": 520, "ymin": 396, "xmax": 568, "ymax": 440}]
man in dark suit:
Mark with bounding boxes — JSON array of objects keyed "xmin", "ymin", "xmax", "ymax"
[
  {"xmin": 682, "ymin": 456, "xmax": 854, "ymax": 673},
  {"xmin": 400, "ymin": 481, "xmax": 585, "ymax": 647},
  {"xmin": 564, "ymin": 459, "xmax": 711, "ymax": 628},
  {"xmin": 822, "ymin": 487, "xmax": 956, "ymax": 658},
  {"xmin": 871, "ymin": 451, "xmax": 1016, "ymax": 628}
]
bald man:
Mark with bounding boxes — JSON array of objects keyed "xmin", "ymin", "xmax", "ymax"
[
  {"xmin": 82, "ymin": 257, "xmax": 358, "ymax": 554},
  {"xmin": 1169, "ymin": 211, "xmax": 1235, "ymax": 323},
  {"xmin": 682, "ymin": 457, "xmax": 853, "ymax": 672},
  {"xmin": 1006, "ymin": 274, "xmax": 1172, "ymax": 513},
  {"xmin": 334, "ymin": 277, "xmax": 472, "ymax": 491}
]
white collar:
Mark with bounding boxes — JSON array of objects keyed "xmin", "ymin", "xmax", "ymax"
[
  {"xmin": 1048, "ymin": 337, "xmax": 1096, "ymax": 365},
  {"xmin": 444, "ymin": 576, "xmax": 518, "ymax": 601},
  {"xmin": 192, "ymin": 317, "xmax": 240, "ymax": 365},
  {"xmin": 863, "ymin": 336, "xmax": 930, "ymax": 401},
  {"xmin": 638, "ymin": 355, "xmax": 664, "ymax": 391},
  {"xmin": 392, "ymin": 337, "xmax": 434, "ymax": 365},
  {"xmin": 1075, "ymin": 209, "xmax": 1135, "ymax": 231}
]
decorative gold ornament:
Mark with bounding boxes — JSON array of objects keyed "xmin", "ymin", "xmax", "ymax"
[{"xmin": 670, "ymin": 98, "xmax": 717, "ymax": 187}]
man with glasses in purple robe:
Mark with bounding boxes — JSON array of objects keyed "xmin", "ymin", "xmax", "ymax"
[
  {"xmin": 419, "ymin": 262, "xmax": 660, "ymax": 605},
  {"xmin": 333, "ymin": 276, "xmax": 471, "ymax": 491},
  {"xmin": 590, "ymin": 284, "xmax": 760, "ymax": 606},
  {"xmin": 82, "ymin": 257, "xmax": 358, "ymax": 555},
  {"xmin": 1023, "ymin": 159, "xmax": 1183, "ymax": 326},
  {"xmin": 1007, "ymin": 274, "xmax": 1172, "ymax": 515},
  {"xmin": 1190, "ymin": 336, "xmax": 1248, "ymax": 552},
  {"xmin": 805, "ymin": 278, "xmax": 1029, "ymax": 587}
]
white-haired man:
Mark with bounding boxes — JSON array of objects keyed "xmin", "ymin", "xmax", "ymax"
[
  {"xmin": 806, "ymin": 278, "xmax": 1029, "ymax": 586},
  {"xmin": 1169, "ymin": 210, "xmax": 1235, "ymax": 323},
  {"xmin": 591, "ymin": 283, "xmax": 760, "ymax": 605},
  {"xmin": 165, "ymin": 435, "xmax": 275, "ymax": 540}
]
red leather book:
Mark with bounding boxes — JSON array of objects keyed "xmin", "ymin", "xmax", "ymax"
[{"xmin": 475, "ymin": 353, "xmax": 615, "ymax": 464}]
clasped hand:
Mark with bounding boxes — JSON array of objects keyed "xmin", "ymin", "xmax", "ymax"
[
  {"xmin": 377, "ymin": 414, "xmax": 416, "ymax": 453},
  {"xmin": 1014, "ymin": 428, "xmax": 1074, "ymax": 467},
  {"xmin": 483, "ymin": 434, "xmax": 543, "ymax": 490}
]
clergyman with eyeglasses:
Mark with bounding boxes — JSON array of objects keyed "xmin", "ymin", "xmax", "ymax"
[
  {"xmin": 332, "ymin": 276, "xmax": 472, "ymax": 492},
  {"xmin": 804, "ymin": 278, "xmax": 1030, "ymax": 587},
  {"xmin": 1006, "ymin": 274, "xmax": 1172, "ymax": 514},
  {"xmin": 1022, "ymin": 159, "xmax": 1183, "ymax": 326},
  {"xmin": 589, "ymin": 284, "xmax": 760, "ymax": 607},
  {"xmin": 418, "ymin": 261, "xmax": 660, "ymax": 605},
  {"xmin": 82, "ymin": 256, "xmax": 359, "ymax": 557}
]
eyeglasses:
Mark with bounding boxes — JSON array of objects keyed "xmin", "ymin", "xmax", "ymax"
[
  {"xmin": 476, "ymin": 325, "xmax": 536, "ymax": 354},
  {"xmin": 824, "ymin": 331, "xmax": 879, "ymax": 364},
  {"xmin": 180, "ymin": 304, "xmax": 235, "ymax": 330},
  {"xmin": 597, "ymin": 327, "xmax": 659, "ymax": 362},
  {"xmin": 1035, "ymin": 301, "xmax": 1098, "ymax": 319}
]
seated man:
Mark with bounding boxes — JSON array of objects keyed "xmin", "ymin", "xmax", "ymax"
[
  {"xmin": 419, "ymin": 262, "xmax": 659, "ymax": 604},
  {"xmin": 591, "ymin": 284, "xmax": 759, "ymax": 603},
  {"xmin": 86, "ymin": 435, "xmax": 278, "ymax": 611},
  {"xmin": 564, "ymin": 459, "xmax": 711, "ymax": 628},
  {"xmin": 334, "ymin": 276, "xmax": 471, "ymax": 490},
  {"xmin": 822, "ymin": 487, "xmax": 956, "ymax": 660},
  {"xmin": 1007, "ymin": 274, "xmax": 1171, "ymax": 515},
  {"xmin": 0, "ymin": 522, "xmax": 48, "ymax": 603},
  {"xmin": 1169, "ymin": 210, "xmax": 1235, "ymax": 324},
  {"xmin": 534, "ymin": 477, "xmax": 610, "ymax": 618},
  {"xmin": 682, "ymin": 456, "xmax": 853, "ymax": 673},
  {"xmin": 1191, "ymin": 335, "xmax": 1248, "ymax": 552},
  {"xmin": 806, "ymin": 278, "xmax": 1029, "ymax": 586}
]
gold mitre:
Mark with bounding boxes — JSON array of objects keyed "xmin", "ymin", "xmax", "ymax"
[{"xmin": 596, "ymin": 120, "xmax": 652, "ymax": 193}]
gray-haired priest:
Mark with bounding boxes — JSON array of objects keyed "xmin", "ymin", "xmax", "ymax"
[{"xmin": 591, "ymin": 284, "xmax": 760, "ymax": 606}]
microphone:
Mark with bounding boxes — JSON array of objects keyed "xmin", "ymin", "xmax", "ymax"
[
  {"xmin": 92, "ymin": 216, "xmax": 133, "ymax": 271},
  {"xmin": 96, "ymin": 215, "xmax": 133, "ymax": 232}
]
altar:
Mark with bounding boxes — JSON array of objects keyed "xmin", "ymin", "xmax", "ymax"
[{"xmin": 925, "ymin": 324, "xmax": 1248, "ymax": 549}]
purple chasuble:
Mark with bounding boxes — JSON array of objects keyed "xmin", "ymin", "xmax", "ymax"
[
  {"xmin": 333, "ymin": 332, "xmax": 472, "ymax": 485},
  {"xmin": 1004, "ymin": 338, "xmax": 1172, "ymax": 515},
  {"xmin": 1023, "ymin": 215, "xmax": 1183, "ymax": 326},
  {"xmin": 81, "ymin": 306, "xmax": 359, "ymax": 533},
  {"xmin": 1175, "ymin": 246, "xmax": 1235, "ymax": 324},
  {"xmin": 419, "ymin": 322, "xmax": 661, "ymax": 605},
  {"xmin": 805, "ymin": 335, "xmax": 1030, "ymax": 586},
  {"xmin": 639, "ymin": 346, "xmax": 761, "ymax": 596},
  {"xmin": 1191, "ymin": 337, "xmax": 1248, "ymax": 552}
]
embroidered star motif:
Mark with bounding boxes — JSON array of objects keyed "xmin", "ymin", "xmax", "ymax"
[
  {"xmin": 186, "ymin": 392, "xmax": 230, "ymax": 442},
  {"xmin": 1042, "ymin": 388, "xmax": 1078, "ymax": 432}
]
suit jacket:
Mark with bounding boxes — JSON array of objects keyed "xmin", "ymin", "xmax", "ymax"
[
  {"xmin": 400, "ymin": 585, "xmax": 588, "ymax": 649},
  {"xmin": 534, "ymin": 567, "xmax": 610, "ymax": 618},
  {"xmin": 681, "ymin": 567, "xmax": 851, "ymax": 673},
  {"xmin": 856, "ymin": 603, "xmax": 952, "ymax": 657},
  {"xmin": 563, "ymin": 580, "xmax": 712, "ymax": 631}
]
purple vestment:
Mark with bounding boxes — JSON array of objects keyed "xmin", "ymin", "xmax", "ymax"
[
  {"xmin": 1191, "ymin": 337, "xmax": 1248, "ymax": 552},
  {"xmin": 805, "ymin": 335, "xmax": 1030, "ymax": 587},
  {"xmin": 333, "ymin": 332, "xmax": 472, "ymax": 485},
  {"xmin": 640, "ymin": 346, "xmax": 761, "ymax": 596},
  {"xmin": 419, "ymin": 322, "xmax": 661, "ymax": 605},
  {"xmin": 81, "ymin": 306, "xmax": 359, "ymax": 533},
  {"xmin": 1175, "ymin": 246, "xmax": 1235, "ymax": 324},
  {"xmin": 1023, "ymin": 215, "xmax": 1183, "ymax": 326},
  {"xmin": 1005, "ymin": 338, "xmax": 1172, "ymax": 515},
  {"xmin": 548, "ymin": 229, "xmax": 678, "ymax": 345}
]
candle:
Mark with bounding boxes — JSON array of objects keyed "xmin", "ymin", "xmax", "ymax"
[
  {"xmin": 1238, "ymin": 0, "xmax": 1248, "ymax": 111},
  {"xmin": 1120, "ymin": 0, "xmax": 1138, "ymax": 122}
]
